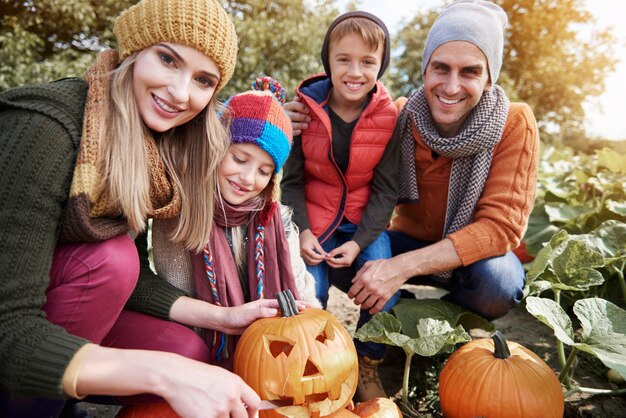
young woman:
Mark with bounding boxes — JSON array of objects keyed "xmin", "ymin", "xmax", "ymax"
[
  {"xmin": 0, "ymin": 1, "xmax": 284, "ymax": 417},
  {"xmin": 151, "ymin": 78, "xmax": 320, "ymax": 370}
]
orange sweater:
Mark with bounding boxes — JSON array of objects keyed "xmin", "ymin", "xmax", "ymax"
[{"xmin": 390, "ymin": 102, "xmax": 539, "ymax": 266}]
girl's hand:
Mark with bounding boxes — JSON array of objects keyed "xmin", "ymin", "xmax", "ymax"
[
  {"xmin": 217, "ymin": 299, "xmax": 279, "ymax": 334},
  {"xmin": 217, "ymin": 298, "xmax": 311, "ymax": 334}
]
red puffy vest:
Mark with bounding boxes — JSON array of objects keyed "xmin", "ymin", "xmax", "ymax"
[{"xmin": 296, "ymin": 76, "xmax": 397, "ymax": 243}]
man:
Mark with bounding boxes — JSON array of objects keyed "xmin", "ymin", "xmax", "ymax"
[{"xmin": 285, "ymin": 0, "xmax": 539, "ymax": 322}]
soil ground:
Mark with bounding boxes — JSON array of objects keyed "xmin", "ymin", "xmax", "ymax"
[{"xmin": 85, "ymin": 285, "xmax": 625, "ymax": 417}]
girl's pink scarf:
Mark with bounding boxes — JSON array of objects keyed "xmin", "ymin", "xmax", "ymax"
[{"xmin": 191, "ymin": 196, "xmax": 299, "ymax": 368}]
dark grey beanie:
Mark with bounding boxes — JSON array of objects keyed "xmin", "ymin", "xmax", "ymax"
[
  {"xmin": 421, "ymin": 0, "xmax": 508, "ymax": 83},
  {"xmin": 320, "ymin": 11, "xmax": 391, "ymax": 80}
]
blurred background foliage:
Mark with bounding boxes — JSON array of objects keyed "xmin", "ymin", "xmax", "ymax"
[{"xmin": 0, "ymin": 0, "xmax": 621, "ymax": 146}]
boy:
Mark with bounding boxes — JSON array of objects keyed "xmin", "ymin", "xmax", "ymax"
[{"xmin": 280, "ymin": 11, "xmax": 399, "ymax": 401}]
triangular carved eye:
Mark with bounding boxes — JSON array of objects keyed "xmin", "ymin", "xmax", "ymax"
[
  {"xmin": 267, "ymin": 338, "xmax": 295, "ymax": 358},
  {"xmin": 303, "ymin": 359, "xmax": 321, "ymax": 376},
  {"xmin": 316, "ymin": 320, "xmax": 336, "ymax": 344}
]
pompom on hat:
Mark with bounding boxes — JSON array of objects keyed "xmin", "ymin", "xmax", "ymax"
[
  {"xmin": 421, "ymin": 0, "xmax": 508, "ymax": 84},
  {"xmin": 224, "ymin": 77, "xmax": 293, "ymax": 173},
  {"xmin": 114, "ymin": 0, "xmax": 238, "ymax": 92}
]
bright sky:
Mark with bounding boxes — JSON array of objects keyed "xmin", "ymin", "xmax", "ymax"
[{"xmin": 334, "ymin": 0, "xmax": 626, "ymax": 140}]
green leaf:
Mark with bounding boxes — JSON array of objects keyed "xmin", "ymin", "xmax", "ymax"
[
  {"xmin": 545, "ymin": 202, "xmax": 596, "ymax": 223},
  {"xmin": 606, "ymin": 200, "xmax": 626, "ymax": 216},
  {"xmin": 577, "ymin": 220, "xmax": 626, "ymax": 259},
  {"xmin": 524, "ymin": 229, "xmax": 605, "ymax": 293},
  {"xmin": 596, "ymin": 147, "xmax": 626, "ymax": 175},
  {"xmin": 525, "ymin": 297, "xmax": 576, "ymax": 345},
  {"xmin": 354, "ymin": 312, "xmax": 401, "ymax": 342},
  {"xmin": 392, "ymin": 299, "xmax": 494, "ymax": 337},
  {"xmin": 573, "ymin": 298, "xmax": 626, "ymax": 380},
  {"xmin": 406, "ymin": 318, "xmax": 469, "ymax": 356},
  {"xmin": 355, "ymin": 311, "xmax": 470, "ymax": 357}
]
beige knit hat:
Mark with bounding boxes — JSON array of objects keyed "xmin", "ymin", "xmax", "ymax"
[{"xmin": 114, "ymin": 0, "xmax": 238, "ymax": 91}]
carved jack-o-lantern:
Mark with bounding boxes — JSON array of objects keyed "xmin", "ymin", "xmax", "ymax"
[{"xmin": 234, "ymin": 291, "xmax": 358, "ymax": 418}]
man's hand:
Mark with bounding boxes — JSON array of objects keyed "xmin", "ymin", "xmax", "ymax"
[
  {"xmin": 299, "ymin": 229, "xmax": 326, "ymax": 265},
  {"xmin": 325, "ymin": 240, "xmax": 360, "ymax": 268},
  {"xmin": 348, "ymin": 239, "xmax": 463, "ymax": 314},
  {"xmin": 348, "ymin": 258, "xmax": 408, "ymax": 314},
  {"xmin": 284, "ymin": 96, "xmax": 311, "ymax": 136}
]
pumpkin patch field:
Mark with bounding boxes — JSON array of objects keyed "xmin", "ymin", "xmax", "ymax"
[{"xmin": 86, "ymin": 284, "xmax": 625, "ymax": 418}]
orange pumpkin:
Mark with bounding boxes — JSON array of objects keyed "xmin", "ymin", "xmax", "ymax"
[
  {"xmin": 351, "ymin": 398, "xmax": 402, "ymax": 418},
  {"xmin": 115, "ymin": 401, "xmax": 179, "ymax": 418},
  {"xmin": 439, "ymin": 331, "xmax": 564, "ymax": 418},
  {"xmin": 234, "ymin": 290, "xmax": 358, "ymax": 418}
]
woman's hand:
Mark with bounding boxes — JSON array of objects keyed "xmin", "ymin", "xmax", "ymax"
[
  {"xmin": 74, "ymin": 346, "xmax": 261, "ymax": 418},
  {"xmin": 162, "ymin": 359, "xmax": 260, "ymax": 418}
]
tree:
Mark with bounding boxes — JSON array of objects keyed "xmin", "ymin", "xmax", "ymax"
[
  {"xmin": 222, "ymin": 0, "xmax": 338, "ymax": 99},
  {"xmin": 386, "ymin": 0, "xmax": 617, "ymax": 135},
  {"xmin": 500, "ymin": 0, "xmax": 616, "ymax": 133},
  {"xmin": 1, "ymin": 0, "xmax": 340, "ymax": 100},
  {"xmin": 0, "ymin": 0, "xmax": 134, "ymax": 90}
]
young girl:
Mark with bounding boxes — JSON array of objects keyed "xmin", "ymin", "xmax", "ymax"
[
  {"xmin": 0, "ymin": 1, "xmax": 283, "ymax": 417},
  {"xmin": 151, "ymin": 77, "xmax": 319, "ymax": 369}
]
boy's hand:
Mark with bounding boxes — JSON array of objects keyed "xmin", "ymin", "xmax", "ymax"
[
  {"xmin": 325, "ymin": 240, "xmax": 360, "ymax": 268},
  {"xmin": 299, "ymin": 229, "xmax": 326, "ymax": 265},
  {"xmin": 284, "ymin": 96, "xmax": 311, "ymax": 136}
]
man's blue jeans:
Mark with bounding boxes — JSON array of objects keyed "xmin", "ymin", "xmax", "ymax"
[
  {"xmin": 388, "ymin": 230, "xmax": 525, "ymax": 320},
  {"xmin": 307, "ymin": 222, "xmax": 400, "ymax": 359}
]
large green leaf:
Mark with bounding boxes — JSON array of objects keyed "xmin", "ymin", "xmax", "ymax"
[
  {"xmin": 392, "ymin": 298, "xmax": 494, "ymax": 337},
  {"xmin": 545, "ymin": 202, "xmax": 596, "ymax": 223},
  {"xmin": 606, "ymin": 200, "xmax": 626, "ymax": 216},
  {"xmin": 526, "ymin": 297, "xmax": 626, "ymax": 380},
  {"xmin": 573, "ymin": 298, "xmax": 626, "ymax": 379},
  {"xmin": 525, "ymin": 229, "xmax": 605, "ymax": 293},
  {"xmin": 576, "ymin": 220, "xmax": 626, "ymax": 259},
  {"xmin": 523, "ymin": 205, "xmax": 561, "ymax": 255},
  {"xmin": 525, "ymin": 296, "xmax": 575, "ymax": 345},
  {"xmin": 596, "ymin": 147, "xmax": 626, "ymax": 175},
  {"xmin": 355, "ymin": 312, "xmax": 470, "ymax": 357}
]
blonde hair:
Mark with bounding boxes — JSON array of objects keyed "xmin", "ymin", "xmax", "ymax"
[
  {"xmin": 103, "ymin": 54, "xmax": 230, "ymax": 252},
  {"xmin": 329, "ymin": 17, "xmax": 386, "ymax": 54}
]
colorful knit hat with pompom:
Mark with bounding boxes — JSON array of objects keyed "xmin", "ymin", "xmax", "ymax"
[{"xmin": 223, "ymin": 77, "xmax": 293, "ymax": 172}]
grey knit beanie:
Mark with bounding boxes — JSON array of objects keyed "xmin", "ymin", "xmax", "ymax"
[{"xmin": 421, "ymin": 0, "xmax": 508, "ymax": 83}]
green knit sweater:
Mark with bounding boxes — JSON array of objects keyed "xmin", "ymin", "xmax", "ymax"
[{"xmin": 0, "ymin": 79, "xmax": 185, "ymax": 398}]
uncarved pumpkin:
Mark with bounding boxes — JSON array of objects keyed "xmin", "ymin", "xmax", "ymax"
[
  {"xmin": 115, "ymin": 401, "xmax": 179, "ymax": 418},
  {"xmin": 351, "ymin": 398, "xmax": 402, "ymax": 418},
  {"xmin": 439, "ymin": 331, "xmax": 564, "ymax": 418},
  {"xmin": 234, "ymin": 290, "xmax": 358, "ymax": 418}
]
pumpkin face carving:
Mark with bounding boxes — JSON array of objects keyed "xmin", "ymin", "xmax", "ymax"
[{"xmin": 234, "ymin": 291, "xmax": 358, "ymax": 418}]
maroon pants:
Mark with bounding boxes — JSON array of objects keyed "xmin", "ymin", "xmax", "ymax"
[
  {"xmin": 2, "ymin": 234, "xmax": 210, "ymax": 418},
  {"xmin": 45, "ymin": 233, "xmax": 209, "ymax": 360}
]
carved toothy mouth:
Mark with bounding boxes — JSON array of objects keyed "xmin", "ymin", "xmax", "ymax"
[{"xmin": 266, "ymin": 368, "xmax": 357, "ymax": 417}]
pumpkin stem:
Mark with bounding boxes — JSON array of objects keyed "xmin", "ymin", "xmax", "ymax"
[
  {"xmin": 492, "ymin": 330, "xmax": 511, "ymax": 359},
  {"xmin": 276, "ymin": 290, "xmax": 299, "ymax": 317}
]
